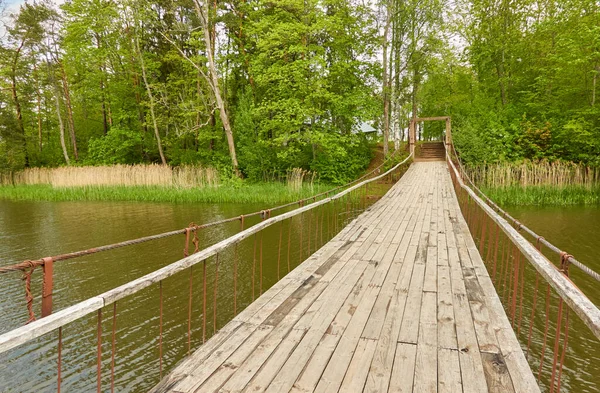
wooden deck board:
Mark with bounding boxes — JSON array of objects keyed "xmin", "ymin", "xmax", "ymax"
[{"xmin": 151, "ymin": 162, "xmax": 540, "ymax": 393}]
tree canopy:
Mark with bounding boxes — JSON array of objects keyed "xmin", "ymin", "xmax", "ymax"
[{"xmin": 0, "ymin": 0, "xmax": 598, "ymax": 182}]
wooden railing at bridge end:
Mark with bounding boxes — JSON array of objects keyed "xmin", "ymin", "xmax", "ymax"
[{"xmin": 408, "ymin": 116, "xmax": 451, "ymax": 156}]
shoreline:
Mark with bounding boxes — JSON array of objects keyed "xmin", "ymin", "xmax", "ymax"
[
  {"xmin": 0, "ymin": 183, "xmax": 335, "ymax": 204},
  {"xmin": 481, "ymin": 185, "xmax": 600, "ymax": 206}
]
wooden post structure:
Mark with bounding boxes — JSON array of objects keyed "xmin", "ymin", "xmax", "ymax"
[
  {"xmin": 408, "ymin": 116, "xmax": 452, "ymax": 154},
  {"xmin": 409, "ymin": 119, "xmax": 416, "ymax": 156},
  {"xmin": 408, "ymin": 116, "xmax": 452, "ymax": 157},
  {"xmin": 445, "ymin": 117, "xmax": 452, "ymax": 148}
]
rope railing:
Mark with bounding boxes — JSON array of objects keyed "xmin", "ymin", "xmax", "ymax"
[
  {"xmin": 446, "ymin": 146, "xmax": 600, "ymax": 393},
  {"xmin": 0, "ymin": 153, "xmax": 413, "ymax": 393},
  {"xmin": 0, "ymin": 147, "xmax": 408, "ymax": 323},
  {"xmin": 448, "ymin": 144, "xmax": 600, "ymax": 284}
]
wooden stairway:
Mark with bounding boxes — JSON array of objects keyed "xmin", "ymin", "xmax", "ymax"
[{"xmin": 416, "ymin": 142, "xmax": 445, "ymax": 161}]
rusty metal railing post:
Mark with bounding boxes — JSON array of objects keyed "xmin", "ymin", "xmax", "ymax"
[
  {"xmin": 287, "ymin": 217, "xmax": 292, "ymax": 273},
  {"xmin": 277, "ymin": 221, "xmax": 283, "ymax": 280},
  {"xmin": 202, "ymin": 260, "xmax": 207, "ymax": 343},
  {"xmin": 110, "ymin": 302, "xmax": 117, "ymax": 393},
  {"xmin": 42, "ymin": 257, "xmax": 54, "ymax": 317},
  {"xmin": 188, "ymin": 267, "xmax": 193, "ymax": 355},
  {"xmin": 97, "ymin": 308, "xmax": 103, "ymax": 392},
  {"xmin": 252, "ymin": 234, "xmax": 257, "ymax": 301},
  {"xmin": 158, "ymin": 281, "xmax": 163, "ymax": 378},
  {"xmin": 233, "ymin": 243, "xmax": 238, "ymax": 315},
  {"xmin": 213, "ymin": 253, "xmax": 219, "ymax": 335},
  {"xmin": 538, "ymin": 283, "xmax": 552, "ymax": 382},
  {"xmin": 299, "ymin": 212, "xmax": 304, "ymax": 262},
  {"xmin": 308, "ymin": 210, "xmax": 312, "ymax": 256},
  {"xmin": 57, "ymin": 326, "xmax": 62, "ymax": 393}
]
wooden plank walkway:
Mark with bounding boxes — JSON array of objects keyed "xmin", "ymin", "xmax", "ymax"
[{"xmin": 151, "ymin": 161, "xmax": 540, "ymax": 393}]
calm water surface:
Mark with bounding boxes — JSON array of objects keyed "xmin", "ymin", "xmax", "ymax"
[
  {"xmin": 0, "ymin": 191, "xmax": 381, "ymax": 392},
  {"xmin": 506, "ymin": 205, "xmax": 600, "ymax": 393}
]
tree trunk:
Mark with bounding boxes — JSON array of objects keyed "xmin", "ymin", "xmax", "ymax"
[
  {"xmin": 100, "ymin": 78, "xmax": 109, "ymax": 135},
  {"xmin": 54, "ymin": 86, "xmax": 70, "ymax": 165},
  {"xmin": 194, "ymin": 0, "xmax": 240, "ymax": 175},
  {"xmin": 592, "ymin": 66, "xmax": 599, "ymax": 107},
  {"xmin": 96, "ymin": 33, "xmax": 110, "ymax": 136},
  {"xmin": 47, "ymin": 57, "xmax": 70, "ymax": 164},
  {"xmin": 34, "ymin": 64, "xmax": 43, "ymax": 153},
  {"xmin": 135, "ymin": 36, "xmax": 167, "ymax": 165},
  {"xmin": 382, "ymin": 3, "xmax": 392, "ymax": 158},
  {"xmin": 60, "ymin": 64, "xmax": 79, "ymax": 161},
  {"xmin": 11, "ymin": 41, "xmax": 29, "ymax": 167},
  {"xmin": 412, "ymin": 65, "xmax": 418, "ymax": 120},
  {"xmin": 496, "ymin": 50, "xmax": 507, "ymax": 106}
]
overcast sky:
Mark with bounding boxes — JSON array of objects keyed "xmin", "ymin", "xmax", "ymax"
[{"xmin": 1, "ymin": 0, "xmax": 61, "ymax": 38}]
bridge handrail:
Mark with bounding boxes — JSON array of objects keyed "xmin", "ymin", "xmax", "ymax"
[
  {"xmin": 448, "ymin": 144, "xmax": 600, "ymax": 283},
  {"xmin": 0, "ymin": 153, "xmax": 413, "ymax": 355},
  {"xmin": 446, "ymin": 151, "xmax": 600, "ymax": 341}
]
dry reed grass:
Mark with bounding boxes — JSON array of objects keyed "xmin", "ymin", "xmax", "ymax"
[
  {"xmin": 467, "ymin": 160, "xmax": 600, "ymax": 189},
  {"xmin": 0, "ymin": 164, "xmax": 220, "ymax": 188},
  {"xmin": 286, "ymin": 168, "xmax": 317, "ymax": 192}
]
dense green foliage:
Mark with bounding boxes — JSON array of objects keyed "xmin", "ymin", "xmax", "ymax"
[
  {"xmin": 421, "ymin": 0, "xmax": 600, "ymax": 167},
  {"xmin": 2, "ymin": 0, "xmax": 599, "ymax": 183},
  {"xmin": 0, "ymin": 0, "xmax": 383, "ymax": 182}
]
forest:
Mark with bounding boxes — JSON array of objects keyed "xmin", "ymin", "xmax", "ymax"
[{"xmin": 0, "ymin": 0, "xmax": 599, "ymax": 184}]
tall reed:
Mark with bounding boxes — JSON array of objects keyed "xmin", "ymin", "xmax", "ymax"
[
  {"xmin": 466, "ymin": 160, "xmax": 600, "ymax": 189},
  {"xmin": 0, "ymin": 164, "xmax": 220, "ymax": 188},
  {"xmin": 286, "ymin": 168, "xmax": 317, "ymax": 192}
]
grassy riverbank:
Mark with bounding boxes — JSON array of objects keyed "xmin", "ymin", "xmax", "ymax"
[
  {"xmin": 481, "ymin": 185, "xmax": 600, "ymax": 206},
  {"xmin": 0, "ymin": 183, "xmax": 334, "ymax": 204}
]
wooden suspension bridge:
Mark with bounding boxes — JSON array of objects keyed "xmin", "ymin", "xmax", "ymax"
[
  {"xmin": 151, "ymin": 161, "xmax": 538, "ymax": 393},
  {"xmin": 0, "ymin": 116, "xmax": 599, "ymax": 392}
]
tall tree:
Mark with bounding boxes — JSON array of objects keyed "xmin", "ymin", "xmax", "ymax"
[{"xmin": 192, "ymin": 0, "xmax": 240, "ymax": 174}]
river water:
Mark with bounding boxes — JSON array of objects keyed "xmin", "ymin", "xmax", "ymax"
[
  {"xmin": 506, "ymin": 206, "xmax": 600, "ymax": 393},
  {"xmin": 0, "ymin": 200, "xmax": 274, "ymax": 391},
  {"xmin": 0, "ymin": 199, "xmax": 599, "ymax": 392},
  {"xmin": 0, "ymin": 187, "xmax": 387, "ymax": 392}
]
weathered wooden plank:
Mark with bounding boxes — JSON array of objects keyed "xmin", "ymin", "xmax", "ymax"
[
  {"xmin": 481, "ymin": 352, "xmax": 515, "ymax": 393},
  {"xmin": 289, "ymin": 333, "xmax": 339, "ymax": 393},
  {"xmin": 235, "ymin": 328, "xmax": 307, "ymax": 393},
  {"xmin": 172, "ymin": 322, "xmax": 262, "ymax": 391},
  {"xmin": 438, "ymin": 348, "xmax": 463, "ymax": 393},
  {"xmin": 389, "ymin": 342, "xmax": 417, "ymax": 393},
  {"xmin": 363, "ymin": 240, "xmax": 418, "ymax": 393},
  {"xmin": 423, "ymin": 246, "xmax": 438, "ymax": 293},
  {"xmin": 413, "ymin": 291, "xmax": 437, "ymax": 393},
  {"xmin": 453, "ymin": 291, "xmax": 489, "ymax": 393},
  {"xmin": 437, "ymin": 265, "xmax": 457, "ymax": 350},
  {"xmin": 338, "ymin": 337, "xmax": 378, "ymax": 393},
  {"xmin": 195, "ymin": 325, "xmax": 274, "ymax": 392},
  {"xmin": 397, "ymin": 263, "xmax": 426, "ymax": 344}
]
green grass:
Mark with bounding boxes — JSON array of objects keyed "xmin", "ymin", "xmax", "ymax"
[
  {"xmin": 0, "ymin": 183, "xmax": 336, "ymax": 204},
  {"xmin": 481, "ymin": 185, "xmax": 600, "ymax": 206}
]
